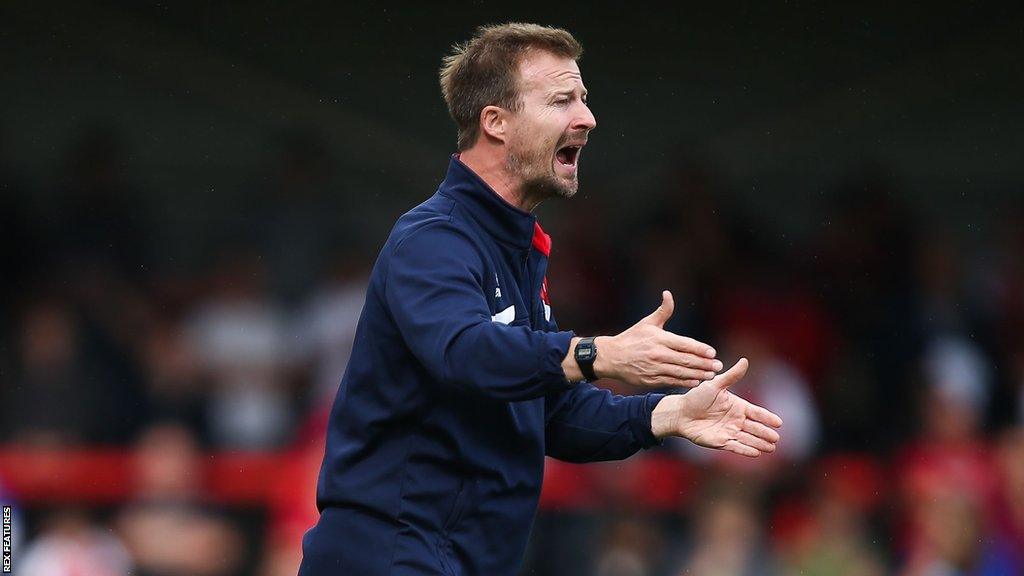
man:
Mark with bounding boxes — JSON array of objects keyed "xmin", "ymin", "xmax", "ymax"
[{"xmin": 299, "ymin": 23, "xmax": 782, "ymax": 576}]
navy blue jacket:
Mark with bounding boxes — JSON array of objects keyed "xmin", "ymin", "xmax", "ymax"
[{"xmin": 300, "ymin": 156, "xmax": 665, "ymax": 576}]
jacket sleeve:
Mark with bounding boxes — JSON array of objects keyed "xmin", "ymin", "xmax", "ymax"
[
  {"xmin": 542, "ymin": 309, "xmax": 665, "ymax": 463},
  {"xmin": 384, "ymin": 222, "xmax": 575, "ymax": 401},
  {"xmin": 544, "ymin": 386, "xmax": 665, "ymax": 463}
]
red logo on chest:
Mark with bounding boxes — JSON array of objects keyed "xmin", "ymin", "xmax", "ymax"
[{"xmin": 540, "ymin": 277, "xmax": 551, "ymax": 305}]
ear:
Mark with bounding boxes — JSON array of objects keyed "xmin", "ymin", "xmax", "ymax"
[{"xmin": 479, "ymin": 105, "xmax": 509, "ymax": 143}]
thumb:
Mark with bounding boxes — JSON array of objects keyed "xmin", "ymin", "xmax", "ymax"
[
  {"xmin": 711, "ymin": 357, "xmax": 749, "ymax": 391},
  {"xmin": 640, "ymin": 290, "xmax": 674, "ymax": 327}
]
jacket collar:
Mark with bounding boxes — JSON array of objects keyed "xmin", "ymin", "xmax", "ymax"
[{"xmin": 439, "ymin": 154, "xmax": 550, "ymax": 256}]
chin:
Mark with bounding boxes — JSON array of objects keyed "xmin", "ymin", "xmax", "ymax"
[
  {"xmin": 555, "ymin": 182, "xmax": 578, "ymax": 198},
  {"xmin": 521, "ymin": 171, "xmax": 576, "ymax": 201},
  {"xmin": 554, "ymin": 172, "xmax": 579, "ymax": 198},
  {"xmin": 544, "ymin": 175, "xmax": 578, "ymax": 199}
]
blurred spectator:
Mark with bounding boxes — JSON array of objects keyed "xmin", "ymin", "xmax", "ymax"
[
  {"xmin": 593, "ymin": 516, "xmax": 664, "ymax": 576},
  {"xmin": 920, "ymin": 335, "xmax": 991, "ymax": 443},
  {"xmin": 899, "ymin": 487, "xmax": 1021, "ymax": 576},
  {"xmin": 974, "ymin": 200, "xmax": 1024, "ymax": 428},
  {"xmin": 895, "ymin": 336, "xmax": 995, "ymax": 490},
  {"xmin": 993, "ymin": 429, "xmax": 1024, "ymax": 557},
  {"xmin": 19, "ymin": 510, "xmax": 131, "ymax": 576},
  {"xmin": 889, "ymin": 229, "xmax": 995, "ymax": 441},
  {"xmin": 292, "ymin": 252, "xmax": 370, "ymax": 404},
  {"xmin": 23, "ymin": 128, "xmax": 159, "ymax": 443},
  {"xmin": 116, "ymin": 422, "xmax": 245, "ymax": 576},
  {"xmin": 185, "ymin": 250, "xmax": 295, "ymax": 448},
  {"xmin": 259, "ymin": 409, "xmax": 329, "ymax": 576},
  {"xmin": 665, "ymin": 481, "xmax": 777, "ymax": 576},
  {"xmin": 139, "ymin": 319, "xmax": 209, "ymax": 441},
  {"xmin": 3, "ymin": 299, "xmax": 122, "ymax": 445},
  {"xmin": 894, "ymin": 335, "xmax": 999, "ymax": 564},
  {"xmin": 773, "ymin": 456, "xmax": 887, "ymax": 576},
  {"xmin": 64, "ymin": 264, "xmax": 152, "ymax": 443},
  {"xmin": 128, "ymin": 421, "xmax": 204, "ymax": 500}
]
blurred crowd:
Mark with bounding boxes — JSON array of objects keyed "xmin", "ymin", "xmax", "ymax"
[{"xmin": 2, "ymin": 125, "xmax": 1024, "ymax": 576}]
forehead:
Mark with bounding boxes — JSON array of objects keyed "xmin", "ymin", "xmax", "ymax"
[{"xmin": 517, "ymin": 50, "xmax": 584, "ymax": 93}]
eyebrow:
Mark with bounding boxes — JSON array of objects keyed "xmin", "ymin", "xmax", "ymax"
[{"xmin": 549, "ymin": 88, "xmax": 588, "ymax": 99}]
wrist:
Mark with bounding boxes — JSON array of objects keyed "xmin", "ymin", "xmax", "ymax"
[
  {"xmin": 650, "ymin": 395, "xmax": 682, "ymax": 439},
  {"xmin": 592, "ymin": 335, "xmax": 615, "ymax": 379},
  {"xmin": 561, "ymin": 337, "xmax": 584, "ymax": 383}
]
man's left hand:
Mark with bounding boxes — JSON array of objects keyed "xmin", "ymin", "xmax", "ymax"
[{"xmin": 650, "ymin": 358, "xmax": 783, "ymax": 457}]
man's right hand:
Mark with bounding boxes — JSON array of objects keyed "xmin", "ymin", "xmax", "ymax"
[{"xmin": 582, "ymin": 290, "xmax": 722, "ymax": 387}]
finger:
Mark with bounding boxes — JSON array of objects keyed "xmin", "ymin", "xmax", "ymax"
[
  {"xmin": 657, "ymin": 350, "xmax": 723, "ymax": 374},
  {"xmin": 742, "ymin": 419, "xmax": 781, "ymax": 443},
  {"xmin": 659, "ymin": 332, "xmax": 717, "ymax": 359},
  {"xmin": 639, "ymin": 290, "xmax": 674, "ymax": 328},
  {"xmin": 723, "ymin": 439, "xmax": 761, "ymax": 458},
  {"xmin": 650, "ymin": 375, "xmax": 701, "ymax": 388},
  {"xmin": 736, "ymin": 431, "xmax": 776, "ymax": 453},
  {"xmin": 656, "ymin": 363, "xmax": 717, "ymax": 383},
  {"xmin": 710, "ymin": 358, "xmax": 749, "ymax": 391},
  {"xmin": 745, "ymin": 402, "xmax": 783, "ymax": 428}
]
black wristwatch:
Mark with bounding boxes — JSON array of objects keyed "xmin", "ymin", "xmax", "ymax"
[{"xmin": 574, "ymin": 337, "xmax": 598, "ymax": 381}]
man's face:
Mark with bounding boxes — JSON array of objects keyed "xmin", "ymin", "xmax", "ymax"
[{"xmin": 505, "ymin": 50, "xmax": 596, "ymax": 200}]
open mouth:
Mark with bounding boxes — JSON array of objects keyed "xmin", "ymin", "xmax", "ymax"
[{"xmin": 555, "ymin": 145, "xmax": 582, "ymax": 168}]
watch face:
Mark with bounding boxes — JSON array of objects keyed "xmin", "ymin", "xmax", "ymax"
[{"xmin": 577, "ymin": 341, "xmax": 595, "ymax": 360}]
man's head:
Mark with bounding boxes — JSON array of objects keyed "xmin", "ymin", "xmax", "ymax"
[{"xmin": 440, "ymin": 23, "xmax": 596, "ymax": 201}]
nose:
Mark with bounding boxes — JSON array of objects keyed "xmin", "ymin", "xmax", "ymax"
[{"xmin": 573, "ymin": 102, "xmax": 597, "ymax": 132}]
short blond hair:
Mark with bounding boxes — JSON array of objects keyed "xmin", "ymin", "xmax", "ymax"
[{"xmin": 439, "ymin": 23, "xmax": 583, "ymax": 151}]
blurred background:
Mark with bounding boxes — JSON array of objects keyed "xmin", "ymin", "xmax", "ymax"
[{"xmin": 2, "ymin": 2, "xmax": 1023, "ymax": 575}]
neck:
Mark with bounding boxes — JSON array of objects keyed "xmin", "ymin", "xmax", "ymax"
[{"xmin": 458, "ymin": 147, "xmax": 541, "ymax": 212}]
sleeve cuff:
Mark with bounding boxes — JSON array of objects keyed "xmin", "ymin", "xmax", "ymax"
[
  {"xmin": 630, "ymin": 393, "xmax": 666, "ymax": 449},
  {"xmin": 540, "ymin": 327, "xmax": 573, "ymax": 389},
  {"xmin": 540, "ymin": 330, "xmax": 575, "ymax": 392}
]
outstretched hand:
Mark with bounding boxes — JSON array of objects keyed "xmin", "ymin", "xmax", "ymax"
[
  {"xmin": 594, "ymin": 291, "xmax": 723, "ymax": 388},
  {"xmin": 650, "ymin": 358, "xmax": 783, "ymax": 457}
]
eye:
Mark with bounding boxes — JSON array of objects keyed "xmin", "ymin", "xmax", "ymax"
[{"xmin": 553, "ymin": 97, "xmax": 570, "ymax": 106}]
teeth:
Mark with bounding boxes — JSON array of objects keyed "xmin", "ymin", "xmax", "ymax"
[{"xmin": 557, "ymin": 145, "xmax": 582, "ymax": 167}]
